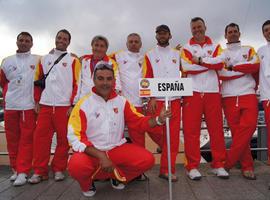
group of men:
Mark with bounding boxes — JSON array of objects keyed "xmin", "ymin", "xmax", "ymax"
[{"xmin": 0, "ymin": 17, "xmax": 270, "ymax": 197}]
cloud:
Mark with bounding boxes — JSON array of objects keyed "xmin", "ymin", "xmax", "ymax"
[{"xmin": 0, "ymin": 0, "xmax": 269, "ymax": 61}]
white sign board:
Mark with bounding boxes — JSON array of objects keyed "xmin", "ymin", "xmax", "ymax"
[{"xmin": 139, "ymin": 78, "xmax": 193, "ymax": 97}]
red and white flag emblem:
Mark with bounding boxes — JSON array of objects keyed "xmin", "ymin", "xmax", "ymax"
[{"xmin": 113, "ymin": 108, "xmax": 118, "ymax": 113}]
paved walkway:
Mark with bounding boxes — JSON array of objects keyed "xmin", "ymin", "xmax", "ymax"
[{"xmin": 0, "ymin": 161, "xmax": 270, "ymax": 200}]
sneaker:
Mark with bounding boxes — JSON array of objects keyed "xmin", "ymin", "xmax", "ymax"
[
  {"xmin": 156, "ymin": 147, "xmax": 162, "ymax": 153},
  {"xmin": 10, "ymin": 172, "xmax": 17, "ymax": 181},
  {"xmin": 159, "ymin": 173, "xmax": 178, "ymax": 182},
  {"xmin": 28, "ymin": 174, "xmax": 48, "ymax": 184},
  {"xmin": 212, "ymin": 168, "xmax": 229, "ymax": 179},
  {"xmin": 82, "ymin": 182, "xmax": 96, "ymax": 197},
  {"xmin": 110, "ymin": 179, "xmax": 125, "ymax": 190},
  {"xmin": 13, "ymin": 173, "xmax": 27, "ymax": 186},
  {"xmin": 187, "ymin": 169, "xmax": 202, "ymax": 180},
  {"xmin": 54, "ymin": 171, "xmax": 65, "ymax": 181},
  {"xmin": 242, "ymin": 170, "xmax": 256, "ymax": 180},
  {"xmin": 134, "ymin": 174, "xmax": 148, "ymax": 181}
]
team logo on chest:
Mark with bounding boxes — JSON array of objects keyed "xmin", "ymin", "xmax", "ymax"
[
  {"xmin": 155, "ymin": 58, "xmax": 160, "ymax": 63},
  {"xmin": 172, "ymin": 59, "xmax": 177, "ymax": 64},
  {"xmin": 123, "ymin": 60, "xmax": 128, "ymax": 64},
  {"xmin": 113, "ymin": 107, "xmax": 118, "ymax": 114},
  {"xmin": 207, "ymin": 50, "xmax": 212, "ymax": 55},
  {"xmin": 242, "ymin": 54, "xmax": 248, "ymax": 59},
  {"xmin": 30, "ymin": 65, "xmax": 35, "ymax": 70},
  {"xmin": 62, "ymin": 62, "xmax": 67, "ymax": 67},
  {"xmin": 8, "ymin": 65, "xmax": 17, "ymax": 72}
]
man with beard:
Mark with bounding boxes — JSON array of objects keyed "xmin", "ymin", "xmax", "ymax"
[
  {"xmin": 142, "ymin": 24, "xmax": 181, "ymax": 181},
  {"xmin": 28, "ymin": 29, "xmax": 82, "ymax": 184},
  {"xmin": 181, "ymin": 17, "xmax": 228, "ymax": 180},
  {"xmin": 0, "ymin": 32, "xmax": 39, "ymax": 186},
  {"xmin": 79, "ymin": 35, "xmax": 121, "ymax": 98},
  {"xmin": 194, "ymin": 23, "xmax": 260, "ymax": 179},
  {"xmin": 257, "ymin": 20, "xmax": 270, "ymax": 164}
]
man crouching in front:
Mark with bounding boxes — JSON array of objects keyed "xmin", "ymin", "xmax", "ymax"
[{"xmin": 67, "ymin": 62, "xmax": 171, "ymax": 197}]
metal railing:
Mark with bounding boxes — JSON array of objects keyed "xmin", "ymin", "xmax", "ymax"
[{"xmin": 0, "ymin": 124, "xmax": 268, "ymax": 160}]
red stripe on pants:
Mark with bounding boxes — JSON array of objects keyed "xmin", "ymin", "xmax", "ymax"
[
  {"xmin": 147, "ymin": 99, "xmax": 181, "ymax": 174},
  {"xmin": 183, "ymin": 92, "xmax": 226, "ymax": 171},
  {"xmin": 68, "ymin": 143, "xmax": 154, "ymax": 192},
  {"xmin": 33, "ymin": 105, "xmax": 70, "ymax": 176},
  {"xmin": 4, "ymin": 109, "xmax": 36, "ymax": 173},
  {"xmin": 263, "ymin": 100, "xmax": 270, "ymax": 162},
  {"xmin": 223, "ymin": 94, "xmax": 258, "ymax": 171}
]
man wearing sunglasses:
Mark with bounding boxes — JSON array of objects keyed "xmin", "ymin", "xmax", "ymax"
[{"xmin": 67, "ymin": 63, "xmax": 171, "ymax": 197}]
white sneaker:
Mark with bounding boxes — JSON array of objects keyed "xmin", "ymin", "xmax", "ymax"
[
  {"xmin": 13, "ymin": 173, "xmax": 27, "ymax": 186},
  {"xmin": 54, "ymin": 171, "xmax": 65, "ymax": 181},
  {"xmin": 110, "ymin": 179, "xmax": 125, "ymax": 190},
  {"xmin": 187, "ymin": 169, "xmax": 202, "ymax": 180},
  {"xmin": 212, "ymin": 168, "xmax": 229, "ymax": 179},
  {"xmin": 10, "ymin": 172, "xmax": 17, "ymax": 181},
  {"xmin": 82, "ymin": 183, "xmax": 96, "ymax": 197}
]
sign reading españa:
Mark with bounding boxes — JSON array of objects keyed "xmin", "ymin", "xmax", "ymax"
[{"xmin": 139, "ymin": 78, "xmax": 193, "ymax": 97}]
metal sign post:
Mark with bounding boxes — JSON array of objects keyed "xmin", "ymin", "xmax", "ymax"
[
  {"xmin": 165, "ymin": 95, "xmax": 172, "ymax": 199},
  {"xmin": 139, "ymin": 78, "xmax": 192, "ymax": 200}
]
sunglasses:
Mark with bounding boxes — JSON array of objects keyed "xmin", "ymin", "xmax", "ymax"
[{"xmin": 94, "ymin": 61, "xmax": 113, "ymax": 71}]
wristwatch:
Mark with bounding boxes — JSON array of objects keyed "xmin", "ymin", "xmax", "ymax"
[{"xmin": 155, "ymin": 116, "xmax": 164, "ymax": 126}]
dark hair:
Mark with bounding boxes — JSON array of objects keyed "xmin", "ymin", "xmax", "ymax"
[
  {"xmin": 56, "ymin": 29, "xmax": 71, "ymax": 42},
  {"xmin": 91, "ymin": 35, "xmax": 109, "ymax": 48},
  {"xmin": 17, "ymin": 32, "xmax": 33, "ymax": 41},
  {"xmin": 191, "ymin": 17, "xmax": 205, "ymax": 25},
  {"xmin": 225, "ymin": 23, "xmax": 240, "ymax": 34},
  {"xmin": 93, "ymin": 62, "xmax": 114, "ymax": 79},
  {"xmin": 262, "ymin": 20, "xmax": 270, "ymax": 32},
  {"xmin": 127, "ymin": 33, "xmax": 141, "ymax": 40}
]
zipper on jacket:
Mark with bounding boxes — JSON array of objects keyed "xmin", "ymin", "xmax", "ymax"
[
  {"xmin": 22, "ymin": 110, "xmax": 25, "ymax": 122},
  {"xmin": 235, "ymin": 96, "xmax": 239, "ymax": 107},
  {"xmin": 200, "ymin": 92, "xmax": 204, "ymax": 98}
]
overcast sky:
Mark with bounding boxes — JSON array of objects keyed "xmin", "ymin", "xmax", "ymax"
[{"xmin": 0, "ymin": 0, "xmax": 269, "ymax": 62}]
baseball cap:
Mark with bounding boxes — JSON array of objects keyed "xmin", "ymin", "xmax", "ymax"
[{"xmin": 156, "ymin": 24, "xmax": 171, "ymax": 33}]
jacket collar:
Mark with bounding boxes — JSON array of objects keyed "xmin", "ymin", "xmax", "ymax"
[
  {"xmin": 226, "ymin": 41, "xmax": 241, "ymax": 50},
  {"xmin": 53, "ymin": 48, "xmax": 67, "ymax": 56},
  {"xmin": 16, "ymin": 51, "xmax": 31, "ymax": 57},
  {"xmin": 92, "ymin": 87, "xmax": 117, "ymax": 101},
  {"xmin": 189, "ymin": 36, "xmax": 212, "ymax": 46}
]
